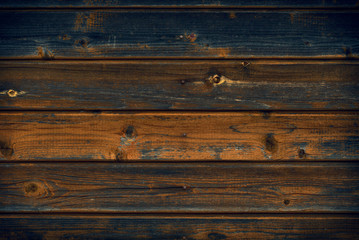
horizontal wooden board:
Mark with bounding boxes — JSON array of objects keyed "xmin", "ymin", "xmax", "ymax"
[
  {"xmin": 0, "ymin": 11, "xmax": 358, "ymax": 58},
  {"xmin": 1, "ymin": 60, "xmax": 359, "ymax": 110},
  {"xmin": 0, "ymin": 112, "xmax": 358, "ymax": 161},
  {"xmin": 0, "ymin": 214, "xmax": 358, "ymax": 239},
  {"xmin": 1, "ymin": 0, "xmax": 359, "ymax": 8},
  {"xmin": 0, "ymin": 162, "xmax": 358, "ymax": 212}
]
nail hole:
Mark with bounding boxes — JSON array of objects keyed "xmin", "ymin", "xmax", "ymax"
[
  {"xmin": 7, "ymin": 89, "xmax": 18, "ymax": 98},
  {"xmin": 182, "ymin": 133, "xmax": 187, "ymax": 137},
  {"xmin": 284, "ymin": 199, "xmax": 290, "ymax": 205},
  {"xmin": 180, "ymin": 79, "xmax": 186, "ymax": 85},
  {"xmin": 242, "ymin": 61, "xmax": 250, "ymax": 67},
  {"xmin": 210, "ymin": 74, "xmax": 221, "ymax": 84},
  {"xmin": 298, "ymin": 149, "xmax": 306, "ymax": 158}
]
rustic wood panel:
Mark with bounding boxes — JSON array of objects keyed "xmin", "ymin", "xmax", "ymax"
[
  {"xmin": 0, "ymin": 11, "xmax": 358, "ymax": 59},
  {"xmin": 0, "ymin": 214, "xmax": 358, "ymax": 239},
  {"xmin": 1, "ymin": 60, "xmax": 358, "ymax": 110},
  {"xmin": 0, "ymin": 112, "xmax": 358, "ymax": 161},
  {"xmin": 1, "ymin": 0, "xmax": 358, "ymax": 8},
  {"xmin": 1, "ymin": 162, "xmax": 359, "ymax": 212}
]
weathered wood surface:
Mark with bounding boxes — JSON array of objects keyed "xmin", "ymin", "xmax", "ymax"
[
  {"xmin": 0, "ymin": 214, "xmax": 358, "ymax": 240},
  {"xmin": 0, "ymin": 11, "xmax": 358, "ymax": 59},
  {"xmin": 1, "ymin": 0, "xmax": 358, "ymax": 8},
  {"xmin": 0, "ymin": 112, "xmax": 358, "ymax": 161},
  {"xmin": 1, "ymin": 60, "xmax": 359, "ymax": 110},
  {"xmin": 0, "ymin": 162, "xmax": 358, "ymax": 212}
]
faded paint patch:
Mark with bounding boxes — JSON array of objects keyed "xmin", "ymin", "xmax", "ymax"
[
  {"xmin": 291, "ymin": 14, "xmax": 328, "ymax": 31},
  {"xmin": 74, "ymin": 12, "xmax": 107, "ymax": 32},
  {"xmin": 37, "ymin": 47, "xmax": 55, "ymax": 59},
  {"xmin": 185, "ymin": 33, "xmax": 197, "ymax": 43}
]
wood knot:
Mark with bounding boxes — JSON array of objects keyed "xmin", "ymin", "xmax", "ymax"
[
  {"xmin": 298, "ymin": 149, "xmax": 306, "ymax": 158},
  {"xmin": 7, "ymin": 89, "xmax": 18, "ymax": 97},
  {"xmin": 208, "ymin": 74, "xmax": 224, "ymax": 85},
  {"xmin": 264, "ymin": 134, "xmax": 278, "ymax": 153},
  {"xmin": 124, "ymin": 125, "xmax": 136, "ymax": 138},
  {"xmin": 25, "ymin": 183, "xmax": 38, "ymax": 193},
  {"xmin": 24, "ymin": 181, "xmax": 47, "ymax": 197},
  {"xmin": 0, "ymin": 141, "xmax": 13, "ymax": 159},
  {"xmin": 75, "ymin": 39, "xmax": 89, "ymax": 48},
  {"xmin": 283, "ymin": 199, "xmax": 290, "ymax": 205}
]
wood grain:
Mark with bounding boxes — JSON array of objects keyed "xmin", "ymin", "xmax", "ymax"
[
  {"xmin": 0, "ymin": 112, "xmax": 358, "ymax": 161},
  {"xmin": 1, "ymin": 0, "xmax": 358, "ymax": 8},
  {"xmin": 0, "ymin": 11, "xmax": 358, "ymax": 58},
  {"xmin": 1, "ymin": 60, "xmax": 359, "ymax": 110},
  {"xmin": 0, "ymin": 214, "xmax": 358, "ymax": 239},
  {"xmin": 0, "ymin": 162, "xmax": 358, "ymax": 212}
]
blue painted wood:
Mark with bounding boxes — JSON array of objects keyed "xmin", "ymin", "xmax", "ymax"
[
  {"xmin": 0, "ymin": 0, "xmax": 358, "ymax": 8},
  {"xmin": 0, "ymin": 11, "xmax": 358, "ymax": 58}
]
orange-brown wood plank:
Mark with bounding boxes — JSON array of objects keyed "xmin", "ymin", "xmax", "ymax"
[
  {"xmin": 1, "ymin": 60, "xmax": 358, "ymax": 110},
  {"xmin": 0, "ymin": 112, "xmax": 358, "ymax": 161},
  {"xmin": 0, "ymin": 162, "xmax": 358, "ymax": 212},
  {"xmin": 0, "ymin": 11, "xmax": 358, "ymax": 59},
  {"xmin": 0, "ymin": 214, "xmax": 358, "ymax": 239}
]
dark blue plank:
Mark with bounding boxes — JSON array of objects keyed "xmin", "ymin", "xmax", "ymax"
[
  {"xmin": 1, "ymin": 215, "xmax": 358, "ymax": 239},
  {"xmin": 0, "ymin": 11, "xmax": 358, "ymax": 58},
  {"xmin": 0, "ymin": 0, "xmax": 358, "ymax": 8}
]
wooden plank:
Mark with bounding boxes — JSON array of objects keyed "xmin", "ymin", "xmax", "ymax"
[
  {"xmin": 0, "ymin": 214, "xmax": 358, "ymax": 239},
  {"xmin": 1, "ymin": 0, "xmax": 358, "ymax": 8},
  {"xmin": 0, "ymin": 11, "xmax": 358, "ymax": 59},
  {"xmin": 0, "ymin": 162, "xmax": 358, "ymax": 212},
  {"xmin": 0, "ymin": 112, "xmax": 358, "ymax": 161},
  {"xmin": 1, "ymin": 60, "xmax": 359, "ymax": 110}
]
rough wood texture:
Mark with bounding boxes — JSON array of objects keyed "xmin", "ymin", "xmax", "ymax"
[
  {"xmin": 1, "ymin": 60, "xmax": 358, "ymax": 110},
  {"xmin": 1, "ymin": 0, "xmax": 358, "ymax": 8},
  {"xmin": 0, "ymin": 112, "xmax": 358, "ymax": 161},
  {"xmin": 0, "ymin": 214, "xmax": 358, "ymax": 240},
  {"xmin": 0, "ymin": 11, "xmax": 358, "ymax": 58},
  {"xmin": 0, "ymin": 162, "xmax": 358, "ymax": 212}
]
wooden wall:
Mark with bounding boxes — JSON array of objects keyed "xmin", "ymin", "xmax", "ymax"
[{"xmin": 0, "ymin": 1, "xmax": 359, "ymax": 239}]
